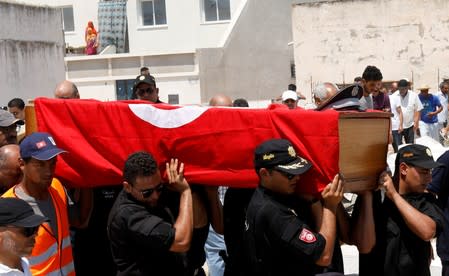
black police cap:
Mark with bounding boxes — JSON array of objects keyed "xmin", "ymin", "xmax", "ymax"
[
  {"xmin": 316, "ymin": 84, "xmax": 363, "ymax": 111},
  {"xmin": 254, "ymin": 139, "xmax": 312, "ymax": 175},
  {"xmin": 396, "ymin": 144, "xmax": 444, "ymax": 169}
]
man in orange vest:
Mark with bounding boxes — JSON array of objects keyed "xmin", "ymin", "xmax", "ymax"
[{"xmin": 2, "ymin": 132, "xmax": 91, "ymax": 276}]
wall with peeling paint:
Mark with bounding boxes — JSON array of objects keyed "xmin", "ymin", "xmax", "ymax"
[
  {"xmin": 292, "ymin": 0, "xmax": 449, "ymax": 100},
  {"xmin": 0, "ymin": 2, "xmax": 65, "ymax": 105}
]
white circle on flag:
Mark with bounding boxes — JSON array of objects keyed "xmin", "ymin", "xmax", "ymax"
[{"xmin": 129, "ymin": 104, "xmax": 209, "ymax": 129}]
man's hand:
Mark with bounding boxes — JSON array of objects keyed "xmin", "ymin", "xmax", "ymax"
[
  {"xmin": 414, "ymin": 124, "xmax": 419, "ymax": 132},
  {"xmin": 381, "ymin": 172, "xmax": 398, "ymax": 200},
  {"xmin": 321, "ymin": 174, "xmax": 344, "ymax": 211},
  {"xmin": 166, "ymin": 158, "xmax": 190, "ymax": 193}
]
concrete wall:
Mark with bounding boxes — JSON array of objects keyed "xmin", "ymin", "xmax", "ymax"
[
  {"xmin": 0, "ymin": 2, "xmax": 65, "ymax": 105},
  {"xmin": 292, "ymin": 0, "xmax": 449, "ymax": 101},
  {"xmin": 198, "ymin": 0, "xmax": 294, "ymax": 104}
]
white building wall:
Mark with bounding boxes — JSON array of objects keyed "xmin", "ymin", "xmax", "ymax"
[
  {"xmin": 157, "ymin": 78, "xmax": 201, "ymax": 105},
  {"xmin": 292, "ymin": 0, "xmax": 449, "ymax": 100},
  {"xmin": 123, "ymin": 0, "xmax": 241, "ymax": 53},
  {"xmin": 19, "ymin": 0, "xmax": 242, "ymax": 52},
  {"xmin": 76, "ymin": 81, "xmax": 116, "ymax": 101}
]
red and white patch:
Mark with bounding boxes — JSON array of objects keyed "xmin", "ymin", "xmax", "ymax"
[
  {"xmin": 299, "ymin": 228, "xmax": 316, "ymax": 243},
  {"xmin": 35, "ymin": 141, "xmax": 47, "ymax": 149}
]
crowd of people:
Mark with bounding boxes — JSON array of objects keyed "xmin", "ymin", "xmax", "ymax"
[{"xmin": 0, "ymin": 64, "xmax": 449, "ymax": 276}]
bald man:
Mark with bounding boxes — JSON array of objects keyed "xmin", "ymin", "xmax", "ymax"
[
  {"xmin": 209, "ymin": 94, "xmax": 232, "ymax": 107},
  {"xmin": 204, "ymin": 94, "xmax": 232, "ymax": 276},
  {"xmin": 0, "ymin": 145, "xmax": 22, "ymax": 195},
  {"xmin": 54, "ymin": 80, "xmax": 80, "ymax": 99}
]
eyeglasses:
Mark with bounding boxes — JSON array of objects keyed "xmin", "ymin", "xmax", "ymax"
[
  {"xmin": 139, "ymin": 184, "xmax": 164, "ymax": 198},
  {"xmin": 1, "ymin": 226, "xmax": 39, "ymax": 237},
  {"xmin": 0, "ymin": 125, "xmax": 19, "ymax": 134},
  {"xmin": 22, "ymin": 226, "xmax": 39, "ymax": 237},
  {"xmin": 273, "ymin": 169, "xmax": 296, "ymax": 180},
  {"xmin": 137, "ymin": 88, "xmax": 154, "ymax": 95}
]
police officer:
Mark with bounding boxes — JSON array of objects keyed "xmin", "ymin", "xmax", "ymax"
[
  {"xmin": 244, "ymin": 138, "xmax": 343, "ymax": 276},
  {"xmin": 363, "ymin": 144, "xmax": 445, "ymax": 276}
]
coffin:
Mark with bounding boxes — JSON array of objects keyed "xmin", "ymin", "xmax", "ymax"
[
  {"xmin": 339, "ymin": 111, "xmax": 391, "ymax": 192},
  {"xmin": 25, "ymin": 100, "xmax": 391, "ymax": 193}
]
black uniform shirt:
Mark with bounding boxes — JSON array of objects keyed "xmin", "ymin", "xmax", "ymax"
[
  {"xmin": 363, "ymin": 192, "xmax": 444, "ymax": 276},
  {"xmin": 107, "ymin": 190, "xmax": 185, "ymax": 276},
  {"xmin": 245, "ymin": 186, "xmax": 326, "ymax": 276},
  {"xmin": 428, "ymin": 150, "xmax": 449, "ymax": 261}
]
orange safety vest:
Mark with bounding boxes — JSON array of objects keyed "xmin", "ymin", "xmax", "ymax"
[{"xmin": 2, "ymin": 179, "xmax": 75, "ymax": 276}]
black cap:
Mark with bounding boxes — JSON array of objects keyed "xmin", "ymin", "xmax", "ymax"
[
  {"xmin": 396, "ymin": 144, "xmax": 444, "ymax": 169},
  {"xmin": 254, "ymin": 139, "xmax": 312, "ymax": 175},
  {"xmin": 0, "ymin": 198, "xmax": 48, "ymax": 227},
  {"xmin": 398, "ymin": 79, "xmax": 409, "ymax": 88},
  {"xmin": 132, "ymin": 74, "xmax": 157, "ymax": 98},
  {"xmin": 316, "ymin": 84, "xmax": 364, "ymax": 111},
  {"xmin": 134, "ymin": 74, "xmax": 156, "ymax": 88}
]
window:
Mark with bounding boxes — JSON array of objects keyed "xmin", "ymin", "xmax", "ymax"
[
  {"xmin": 168, "ymin": 94, "xmax": 179, "ymax": 104},
  {"xmin": 203, "ymin": 0, "xmax": 230, "ymax": 22},
  {"xmin": 290, "ymin": 62, "xmax": 296, "ymax": 79},
  {"xmin": 116, "ymin": 79, "xmax": 135, "ymax": 100},
  {"xmin": 61, "ymin": 6, "xmax": 75, "ymax": 32},
  {"xmin": 141, "ymin": 0, "xmax": 167, "ymax": 26}
]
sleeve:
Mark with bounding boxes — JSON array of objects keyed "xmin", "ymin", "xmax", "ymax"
[
  {"xmin": 390, "ymin": 95, "xmax": 399, "ymax": 110},
  {"xmin": 434, "ymin": 95, "xmax": 442, "ymax": 107},
  {"xmin": 415, "ymin": 94, "xmax": 424, "ymax": 111},
  {"xmin": 410, "ymin": 194, "xmax": 445, "ymax": 235},
  {"xmin": 127, "ymin": 209, "xmax": 176, "ymax": 252},
  {"xmin": 268, "ymin": 208, "xmax": 326, "ymax": 262},
  {"xmin": 384, "ymin": 94, "xmax": 391, "ymax": 110},
  {"xmin": 428, "ymin": 151, "xmax": 449, "ymax": 194}
]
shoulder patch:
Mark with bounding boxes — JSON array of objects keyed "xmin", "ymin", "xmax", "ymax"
[{"xmin": 299, "ymin": 228, "xmax": 316, "ymax": 243}]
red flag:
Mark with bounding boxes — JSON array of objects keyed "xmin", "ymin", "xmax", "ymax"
[{"xmin": 34, "ymin": 98, "xmax": 340, "ymax": 194}]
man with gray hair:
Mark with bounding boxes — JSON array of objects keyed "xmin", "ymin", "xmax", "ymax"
[{"xmin": 313, "ymin": 82, "xmax": 339, "ymax": 107}]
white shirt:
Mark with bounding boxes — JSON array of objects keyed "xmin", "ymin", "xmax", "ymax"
[
  {"xmin": 437, "ymin": 91, "xmax": 448, "ymax": 124},
  {"xmin": 390, "ymin": 90, "xmax": 423, "ymax": 130},
  {"xmin": 359, "ymin": 94, "xmax": 373, "ymax": 109},
  {"xmin": 0, "ymin": 258, "xmax": 32, "ymax": 276}
]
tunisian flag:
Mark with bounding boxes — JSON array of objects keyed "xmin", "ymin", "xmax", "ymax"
[{"xmin": 34, "ymin": 98, "xmax": 340, "ymax": 194}]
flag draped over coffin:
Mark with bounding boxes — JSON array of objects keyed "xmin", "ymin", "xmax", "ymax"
[{"xmin": 34, "ymin": 98, "xmax": 340, "ymax": 194}]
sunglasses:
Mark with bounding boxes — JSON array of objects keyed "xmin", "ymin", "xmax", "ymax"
[
  {"xmin": 22, "ymin": 226, "xmax": 39, "ymax": 237},
  {"xmin": 2, "ymin": 226, "xmax": 40, "ymax": 237},
  {"xmin": 137, "ymin": 88, "xmax": 154, "ymax": 95},
  {"xmin": 139, "ymin": 184, "xmax": 164, "ymax": 198},
  {"xmin": 0, "ymin": 125, "xmax": 19, "ymax": 134},
  {"xmin": 274, "ymin": 169, "xmax": 296, "ymax": 180}
]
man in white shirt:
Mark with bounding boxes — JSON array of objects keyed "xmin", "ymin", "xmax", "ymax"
[
  {"xmin": 0, "ymin": 198, "xmax": 47, "ymax": 276},
  {"xmin": 437, "ymin": 81, "xmax": 449, "ymax": 144},
  {"xmin": 389, "ymin": 79, "xmax": 423, "ymax": 152}
]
